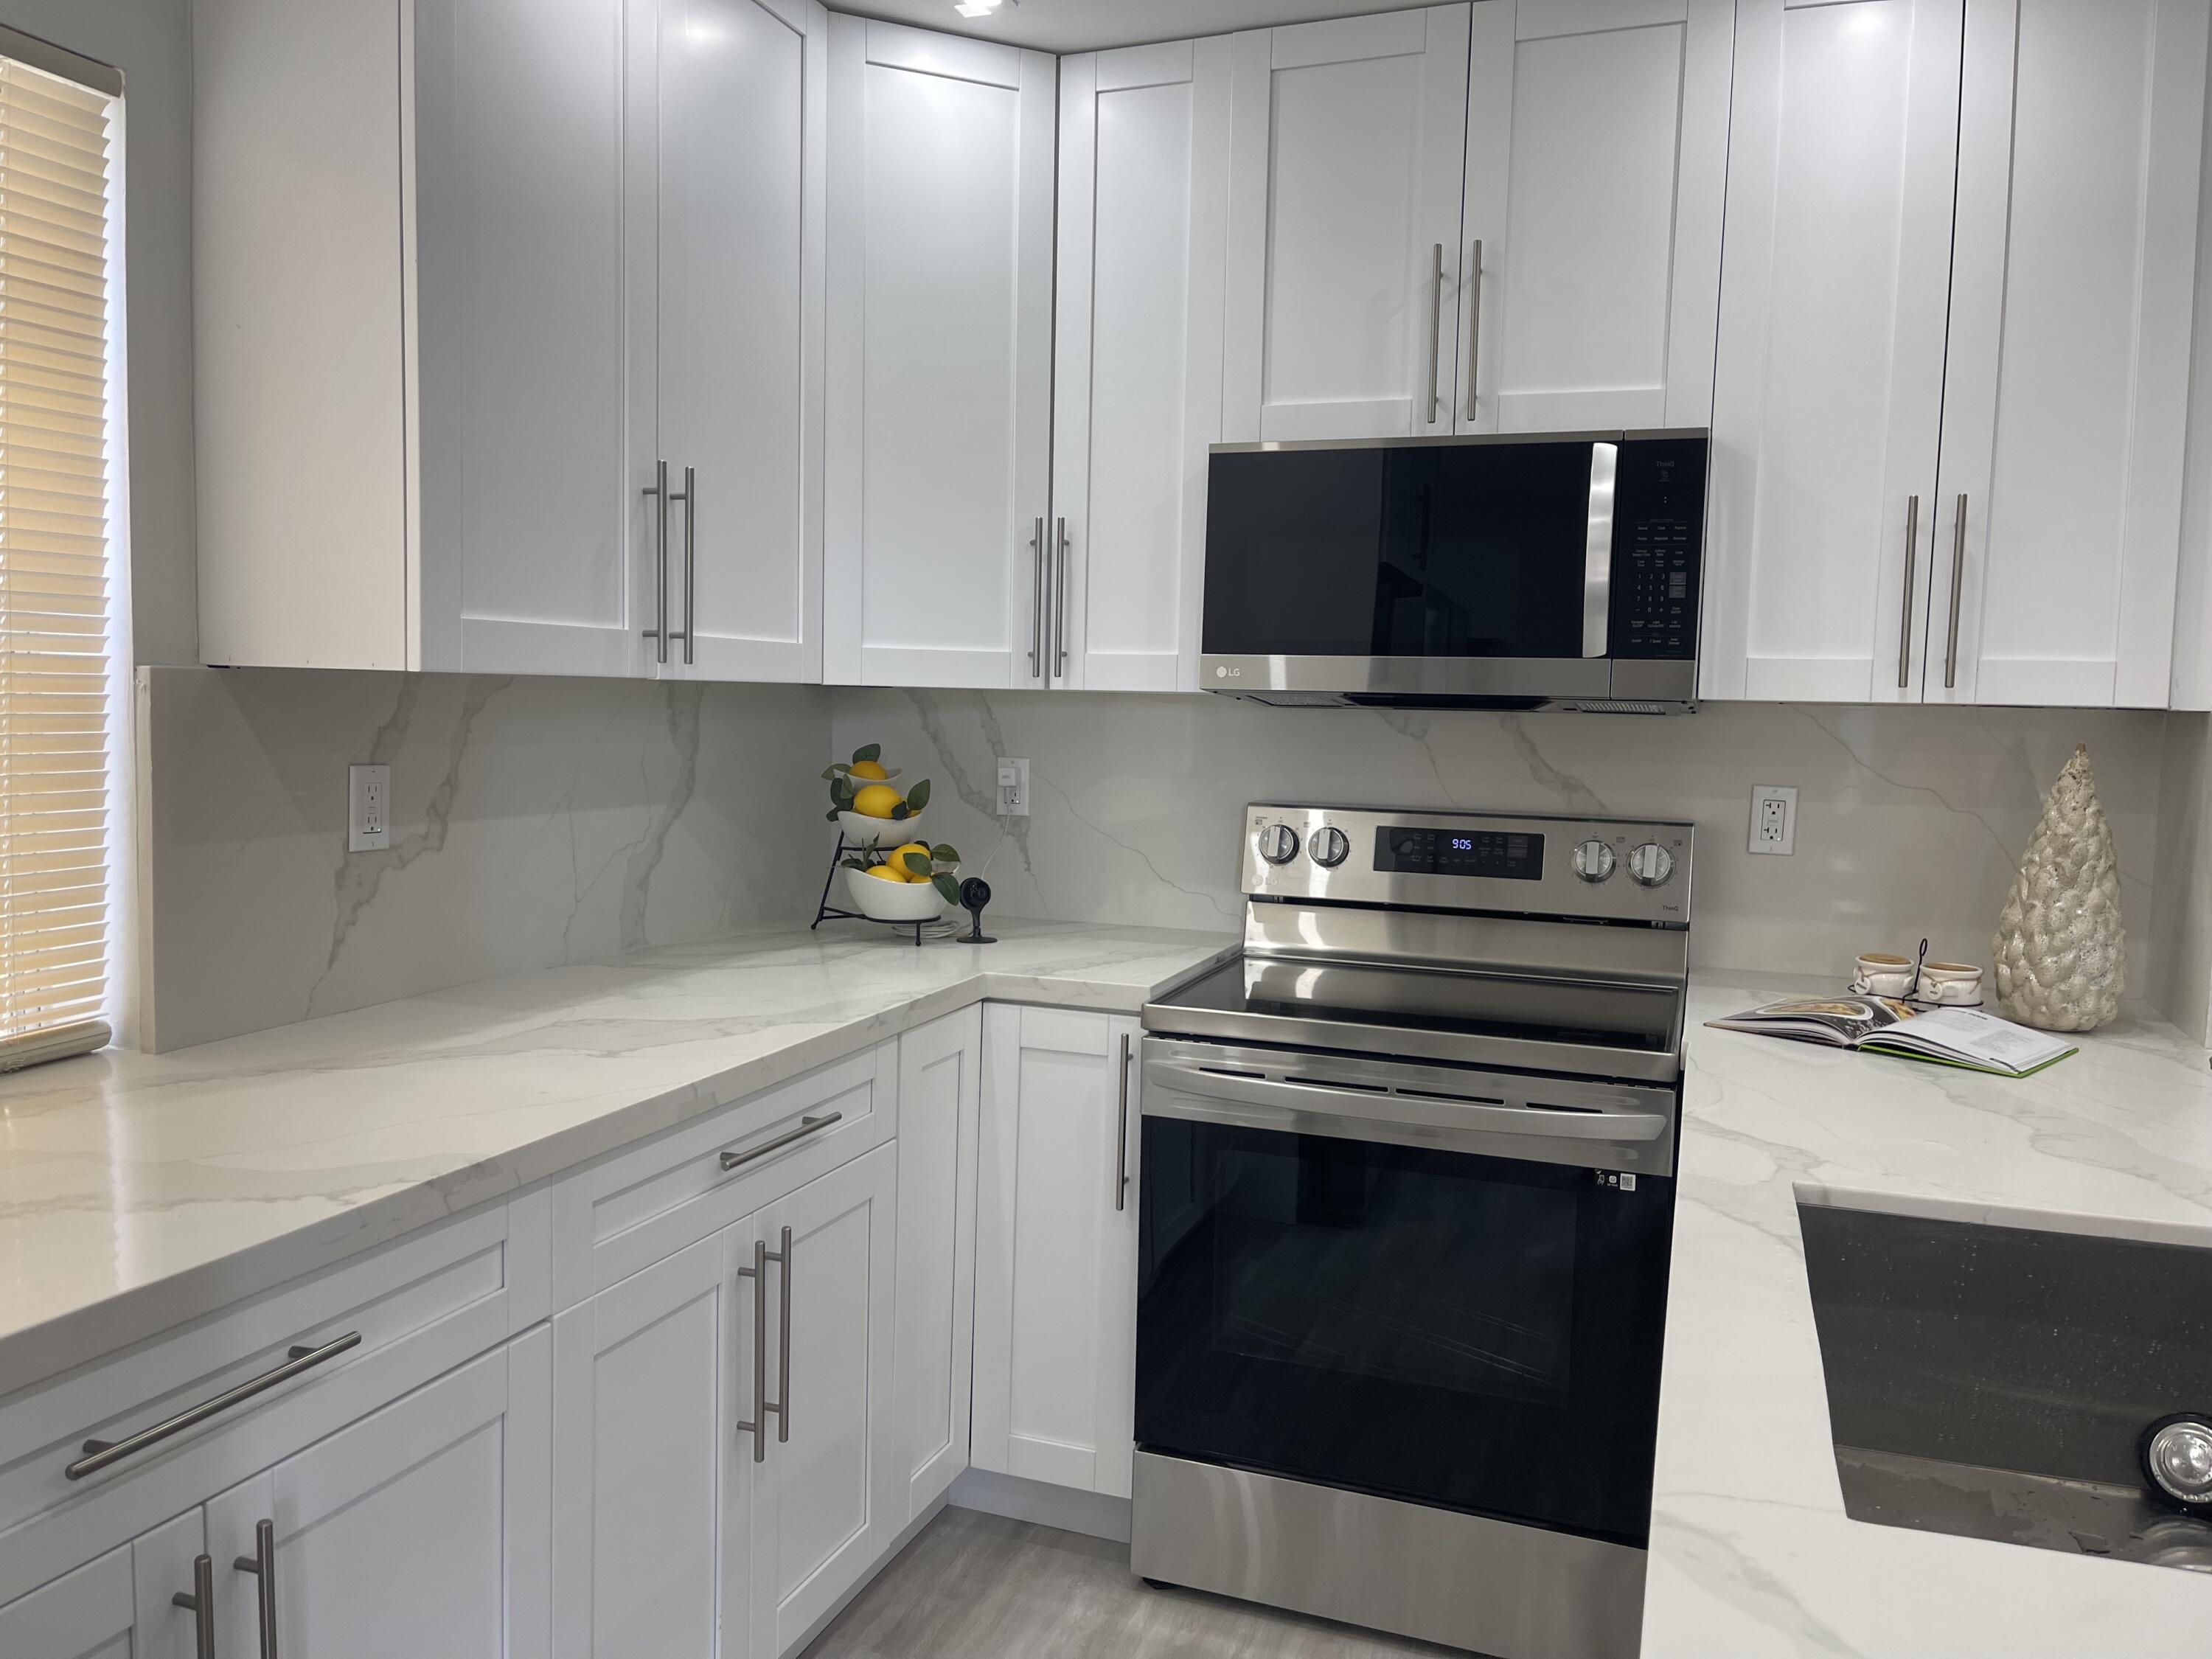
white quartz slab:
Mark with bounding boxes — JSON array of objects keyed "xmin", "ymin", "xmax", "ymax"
[
  {"xmin": 1649, "ymin": 972, "xmax": 2212, "ymax": 1657},
  {"xmin": 0, "ymin": 919, "xmax": 1235, "ymax": 1397}
]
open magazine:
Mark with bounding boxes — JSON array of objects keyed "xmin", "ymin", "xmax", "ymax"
[{"xmin": 1705, "ymin": 995, "xmax": 2077, "ymax": 1078}]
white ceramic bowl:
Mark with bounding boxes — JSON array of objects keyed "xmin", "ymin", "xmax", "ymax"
[
  {"xmin": 845, "ymin": 866, "xmax": 945, "ymax": 921},
  {"xmin": 838, "ymin": 809, "xmax": 922, "ymax": 848}
]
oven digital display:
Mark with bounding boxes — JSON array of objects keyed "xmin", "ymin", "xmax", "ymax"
[{"xmin": 1373, "ymin": 827, "xmax": 1544, "ymax": 880}]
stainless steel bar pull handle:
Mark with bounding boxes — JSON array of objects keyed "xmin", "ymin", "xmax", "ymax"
[
  {"xmin": 678, "ymin": 465, "xmax": 696, "ymax": 667},
  {"xmin": 642, "ymin": 459, "xmax": 671, "ymax": 665},
  {"xmin": 1028, "ymin": 516, "xmax": 1046, "ymax": 677},
  {"xmin": 173, "ymin": 1553, "xmax": 216, "ymax": 1658},
  {"xmin": 234, "ymin": 1518, "xmax": 278, "ymax": 1659},
  {"xmin": 737, "ymin": 1236, "xmax": 773, "ymax": 1462},
  {"xmin": 1896, "ymin": 494, "xmax": 1920, "ymax": 690},
  {"xmin": 1053, "ymin": 518, "xmax": 1071, "ymax": 678},
  {"xmin": 1466, "ymin": 238, "xmax": 1483, "ymax": 420},
  {"xmin": 1943, "ymin": 493, "xmax": 1967, "ymax": 689},
  {"xmin": 773, "ymin": 1225, "xmax": 794, "ymax": 1443},
  {"xmin": 719, "ymin": 1110, "xmax": 841, "ymax": 1172},
  {"xmin": 1427, "ymin": 242, "xmax": 1444, "ymax": 422},
  {"xmin": 1114, "ymin": 1033, "xmax": 1132, "ymax": 1213},
  {"xmin": 68, "ymin": 1332, "xmax": 361, "ymax": 1480}
]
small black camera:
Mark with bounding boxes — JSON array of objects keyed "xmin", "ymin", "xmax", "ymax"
[{"xmin": 956, "ymin": 877, "xmax": 994, "ymax": 944}]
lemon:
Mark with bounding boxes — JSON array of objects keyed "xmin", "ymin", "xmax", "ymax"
[
  {"xmin": 888, "ymin": 841, "xmax": 932, "ymax": 876},
  {"xmin": 862, "ymin": 863, "xmax": 908, "ymax": 883},
  {"xmin": 849, "ymin": 759, "xmax": 889, "ymax": 781},
  {"xmin": 851, "ymin": 782, "xmax": 903, "ymax": 819}
]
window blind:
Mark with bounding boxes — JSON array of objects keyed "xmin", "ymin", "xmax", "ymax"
[{"xmin": 0, "ymin": 58, "xmax": 114, "ymax": 1044}]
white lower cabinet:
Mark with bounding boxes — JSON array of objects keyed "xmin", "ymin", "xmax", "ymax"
[
  {"xmin": 892, "ymin": 1008, "xmax": 984, "ymax": 1523},
  {"xmin": 206, "ymin": 1332, "xmax": 552, "ymax": 1659},
  {"xmin": 971, "ymin": 1006, "xmax": 1142, "ymax": 1499},
  {"xmin": 0, "ymin": 1510, "xmax": 208, "ymax": 1659}
]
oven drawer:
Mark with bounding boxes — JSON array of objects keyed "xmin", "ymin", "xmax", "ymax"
[
  {"xmin": 0, "ymin": 1203, "xmax": 535, "ymax": 1605},
  {"xmin": 552, "ymin": 1042, "xmax": 895, "ymax": 1304}
]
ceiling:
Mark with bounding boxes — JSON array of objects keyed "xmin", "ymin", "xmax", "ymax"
[{"xmin": 827, "ymin": 0, "xmax": 1430, "ymax": 53}]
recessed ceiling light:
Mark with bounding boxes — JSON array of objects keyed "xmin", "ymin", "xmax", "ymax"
[{"xmin": 953, "ymin": 0, "xmax": 1013, "ymax": 17}]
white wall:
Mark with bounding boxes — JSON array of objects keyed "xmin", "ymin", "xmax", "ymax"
[
  {"xmin": 831, "ymin": 689, "xmax": 2175, "ymax": 996},
  {"xmin": 4, "ymin": 0, "xmax": 199, "ymax": 664},
  {"xmin": 137, "ymin": 669, "xmax": 832, "ymax": 1049}
]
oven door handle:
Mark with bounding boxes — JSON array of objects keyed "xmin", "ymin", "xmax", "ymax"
[{"xmin": 1141, "ymin": 1056, "xmax": 1668, "ymax": 1144}]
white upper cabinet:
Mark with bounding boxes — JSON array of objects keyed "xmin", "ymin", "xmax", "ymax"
[
  {"xmin": 823, "ymin": 18, "xmax": 1057, "ymax": 688},
  {"xmin": 649, "ymin": 0, "xmax": 828, "ymax": 683},
  {"xmin": 1458, "ymin": 0, "xmax": 1733, "ymax": 433},
  {"xmin": 1928, "ymin": 0, "xmax": 2208, "ymax": 709},
  {"xmin": 1700, "ymin": 0, "xmax": 1965, "ymax": 702},
  {"xmin": 1048, "ymin": 39, "xmax": 1232, "ymax": 692},
  {"xmin": 1222, "ymin": 6, "xmax": 1472, "ymax": 442}
]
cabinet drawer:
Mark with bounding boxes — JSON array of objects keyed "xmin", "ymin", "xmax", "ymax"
[
  {"xmin": 552, "ymin": 1043, "xmax": 896, "ymax": 1305},
  {"xmin": 0, "ymin": 1202, "xmax": 540, "ymax": 1607}
]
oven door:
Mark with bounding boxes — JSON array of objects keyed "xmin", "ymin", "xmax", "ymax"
[{"xmin": 1135, "ymin": 1042, "xmax": 1675, "ymax": 1547}]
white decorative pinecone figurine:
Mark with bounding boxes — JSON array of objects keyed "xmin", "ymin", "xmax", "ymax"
[{"xmin": 1991, "ymin": 745, "xmax": 2124, "ymax": 1032}]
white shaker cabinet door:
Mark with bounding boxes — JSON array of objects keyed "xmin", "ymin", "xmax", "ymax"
[
  {"xmin": 1927, "ymin": 0, "xmax": 2209, "ymax": 708},
  {"xmin": 551, "ymin": 1230, "xmax": 759, "ymax": 1659},
  {"xmin": 1700, "ymin": 0, "xmax": 1965, "ymax": 702},
  {"xmin": 1221, "ymin": 5, "xmax": 1472, "ymax": 442},
  {"xmin": 0, "ymin": 1509, "xmax": 208, "ymax": 1659},
  {"xmin": 650, "ymin": 0, "xmax": 828, "ymax": 684},
  {"xmin": 823, "ymin": 17, "xmax": 1057, "ymax": 689},
  {"xmin": 412, "ymin": 0, "xmax": 647, "ymax": 677},
  {"xmin": 893, "ymin": 1006, "xmax": 983, "ymax": 1523},
  {"xmin": 972, "ymin": 1008, "xmax": 1141, "ymax": 1500},
  {"xmin": 1458, "ymin": 0, "xmax": 1733, "ymax": 433},
  {"xmin": 206, "ymin": 1334, "xmax": 552, "ymax": 1659},
  {"xmin": 748, "ymin": 1144, "xmax": 900, "ymax": 1658},
  {"xmin": 1050, "ymin": 39, "xmax": 1232, "ymax": 693}
]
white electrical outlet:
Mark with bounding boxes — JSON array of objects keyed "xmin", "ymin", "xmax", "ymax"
[
  {"xmin": 349, "ymin": 764, "xmax": 392, "ymax": 852},
  {"xmin": 1748, "ymin": 784, "xmax": 1797, "ymax": 855},
  {"xmin": 997, "ymin": 757, "xmax": 1029, "ymax": 817}
]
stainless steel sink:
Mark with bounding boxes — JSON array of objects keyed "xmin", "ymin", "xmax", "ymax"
[{"xmin": 1798, "ymin": 1198, "xmax": 2212, "ymax": 1573}]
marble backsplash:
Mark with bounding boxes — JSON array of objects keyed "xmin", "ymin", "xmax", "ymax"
[
  {"xmin": 135, "ymin": 667, "xmax": 829, "ymax": 1050},
  {"xmin": 830, "ymin": 688, "xmax": 2175, "ymax": 998}
]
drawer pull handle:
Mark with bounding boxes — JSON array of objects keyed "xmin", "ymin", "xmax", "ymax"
[
  {"xmin": 235, "ymin": 1517, "xmax": 278, "ymax": 1659},
  {"xmin": 172, "ymin": 1553, "xmax": 215, "ymax": 1658},
  {"xmin": 719, "ymin": 1110, "xmax": 842, "ymax": 1172},
  {"xmin": 66, "ymin": 1332, "xmax": 362, "ymax": 1481}
]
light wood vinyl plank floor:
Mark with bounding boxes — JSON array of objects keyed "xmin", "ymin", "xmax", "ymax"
[{"xmin": 800, "ymin": 1506, "xmax": 1463, "ymax": 1658}]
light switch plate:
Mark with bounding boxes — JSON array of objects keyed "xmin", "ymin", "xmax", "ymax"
[
  {"xmin": 1749, "ymin": 785, "xmax": 1797, "ymax": 855},
  {"xmin": 349, "ymin": 764, "xmax": 392, "ymax": 852},
  {"xmin": 997, "ymin": 757, "xmax": 1029, "ymax": 818}
]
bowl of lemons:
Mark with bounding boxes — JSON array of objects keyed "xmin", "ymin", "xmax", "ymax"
[
  {"xmin": 825, "ymin": 745, "xmax": 931, "ymax": 848},
  {"xmin": 844, "ymin": 839, "xmax": 961, "ymax": 921}
]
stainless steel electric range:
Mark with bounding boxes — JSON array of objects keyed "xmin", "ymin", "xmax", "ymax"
[{"xmin": 1132, "ymin": 804, "xmax": 1694, "ymax": 1659}]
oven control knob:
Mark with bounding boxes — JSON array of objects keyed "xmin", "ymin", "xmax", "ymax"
[
  {"xmin": 1628, "ymin": 841, "xmax": 1675, "ymax": 888},
  {"xmin": 1571, "ymin": 839, "xmax": 1616, "ymax": 883},
  {"xmin": 1256, "ymin": 823, "xmax": 1301, "ymax": 865},
  {"xmin": 1309, "ymin": 826, "xmax": 1349, "ymax": 868}
]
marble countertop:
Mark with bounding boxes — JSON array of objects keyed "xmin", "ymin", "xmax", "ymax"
[
  {"xmin": 0, "ymin": 919, "xmax": 1237, "ymax": 1397},
  {"xmin": 1648, "ymin": 972, "xmax": 2212, "ymax": 1657}
]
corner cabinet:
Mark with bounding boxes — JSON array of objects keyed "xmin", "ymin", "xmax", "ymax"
[
  {"xmin": 821, "ymin": 17, "xmax": 1058, "ymax": 689},
  {"xmin": 1702, "ymin": 0, "xmax": 2208, "ymax": 707},
  {"xmin": 971, "ymin": 1006, "xmax": 1142, "ymax": 1498},
  {"xmin": 195, "ymin": 0, "xmax": 827, "ymax": 680}
]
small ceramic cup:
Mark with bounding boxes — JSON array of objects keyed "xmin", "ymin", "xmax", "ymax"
[
  {"xmin": 1855, "ymin": 953, "xmax": 1918, "ymax": 997},
  {"xmin": 1915, "ymin": 961, "xmax": 1983, "ymax": 1006}
]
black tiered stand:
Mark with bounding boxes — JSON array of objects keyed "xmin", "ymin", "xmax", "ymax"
[{"xmin": 812, "ymin": 832, "xmax": 928, "ymax": 947}]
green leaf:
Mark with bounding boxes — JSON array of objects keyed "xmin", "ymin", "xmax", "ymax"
[
  {"xmin": 905, "ymin": 778, "xmax": 933, "ymax": 813},
  {"xmin": 930, "ymin": 844, "xmax": 959, "ymax": 864},
  {"xmin": 901, "ymin": 851, "xmax": 932, "ymax": 877},
  {"xmin": 852, "ymin": 742, "xmax": 881, "ymax": 764},
  {"xmin": 889, "ymin": 802, "xmax": 911, "ymax": 821},
  {"xmin": 825, "ymin": 808, "xmax": 841, "ymax": 822},
  {"xmin": 840, "ymin": 856, "xmax": 871, "ymax": 872},
  {"xmin": 830, "ymin": 776, "xmax": 856, "ymax": 806},
  {"xmin": 821, "ymin": 764, "xmax": 852, "ymax": 781},
  {"xmin": 932, "ymin": 874, "xmax": 961, "ymax": 906}
]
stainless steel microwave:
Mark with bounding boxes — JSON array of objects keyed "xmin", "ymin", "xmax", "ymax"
[{"xmin": 1198, "ymin": 430, "xmax": 1708, "ymax": 712}]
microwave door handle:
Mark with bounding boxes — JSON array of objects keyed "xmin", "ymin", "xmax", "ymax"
[
  {"xmin": 1141, "ymin": 1056, "xmax": 1667, "ymax": 1145},
  {"xmin": 1582, "ymin": 442, "xmax": 1618, "ymax": 658}
]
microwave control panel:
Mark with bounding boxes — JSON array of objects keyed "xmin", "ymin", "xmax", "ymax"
[{"xmin": 1611, "ymin": 437, "xmax": 1706, "ymax": 660}]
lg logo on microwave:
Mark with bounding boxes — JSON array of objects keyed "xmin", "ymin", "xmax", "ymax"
[{"xmin": 1214, "ymin": 664, "xmax": 1241, "ymax": 680}]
